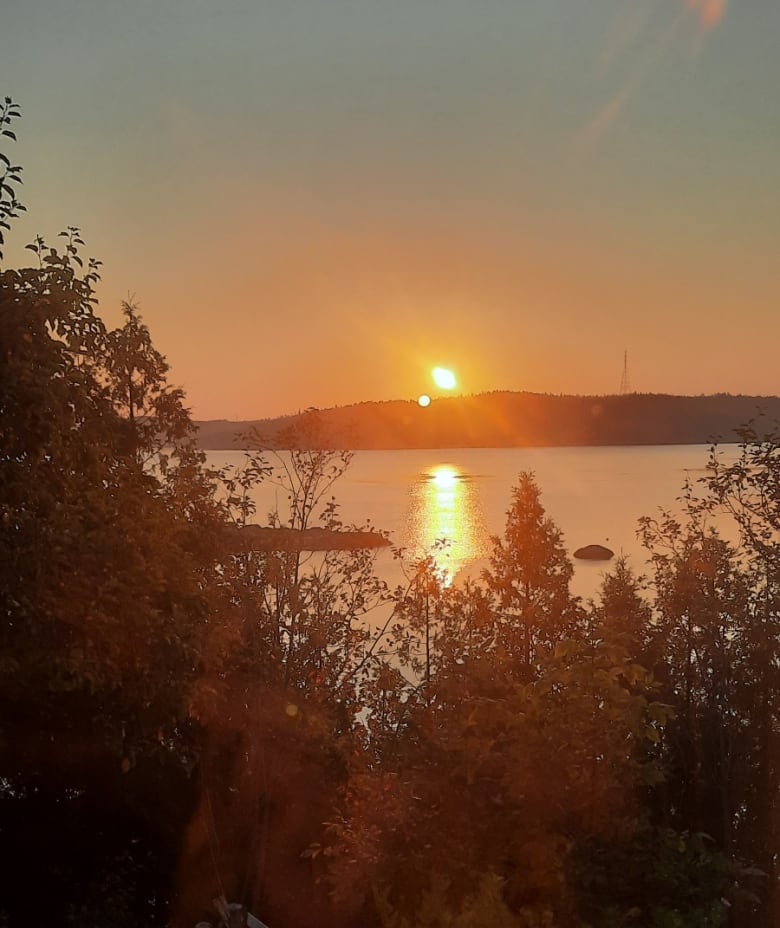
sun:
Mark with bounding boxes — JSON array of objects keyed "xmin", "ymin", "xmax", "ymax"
[{"xmin": 432, "ymin": 367, "xmax": 457, "ymax": 390}]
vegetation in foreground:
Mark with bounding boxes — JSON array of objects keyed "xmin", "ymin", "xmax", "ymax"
[{"xmin": 2, "ymin": 99, "xmax": 779, "ymax": 927}]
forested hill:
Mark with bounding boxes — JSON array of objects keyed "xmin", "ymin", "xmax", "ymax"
[{"xmin": 195, "ymin": 392, "xmax": 780, "ymax": 450}]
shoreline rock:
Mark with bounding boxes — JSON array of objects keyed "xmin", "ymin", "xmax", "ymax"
[{"xmin": 225, "ymin": 524, "xmax": 391, "ymax": 553}]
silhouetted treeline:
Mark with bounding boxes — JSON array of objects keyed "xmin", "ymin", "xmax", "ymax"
[{"xmin": 195, "ymin": 392, "xmax": 780, "ymax": 450}]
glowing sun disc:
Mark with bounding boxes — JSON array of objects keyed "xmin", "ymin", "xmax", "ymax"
[
  {"xmin": 418, "ymin": 394, "xmax": 431, "ymax": 408},
  {"xmin": 432, "ymin": 367, "xmax": 457, "ymax": 390}
]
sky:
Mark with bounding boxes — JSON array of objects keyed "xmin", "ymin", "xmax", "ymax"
[{"xmin": 2, "ymin": 0, "xmax": 779, "ymax": 419}]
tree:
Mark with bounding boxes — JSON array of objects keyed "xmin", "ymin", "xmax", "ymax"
[
  {"xmin": 483, "ymin": 472, "xmax": 579, "ymax": 678},
  {"xmin": 671, "ymin": 420, "xmax": 780, "ymax": 924},
  {"xmin": 102, "ymin": 300, "xmax": 201, "ymax": 467},
  {"xmin": 635, "ymin": 426, "xmax": 780, "ymax": 927},
  {"xmin": 172, "ymin": 431, "xmax": 404, "ymax": 928},
  {"xmin": 594, "ymin": 555, "xmax": 653, "ymax": 666},
  {"xmin": 326, "ymin": 467, "xmax": 753, "ymax": 928},
  {"xmin": 327, "ymin": 633, "xmax": 673, "ymax": 927},
  {"xmin": 0, "ymin": 102, "xmax": 220, "ymax": 926}
]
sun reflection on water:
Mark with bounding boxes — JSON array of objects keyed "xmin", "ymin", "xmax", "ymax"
[{"xmin": 405, "ymin": 464, "xmax": 488, "ymax": 584}]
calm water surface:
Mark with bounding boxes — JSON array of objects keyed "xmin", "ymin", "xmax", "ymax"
[{"xmin": 207, "ymin": 445, "xmax": 738, "ymax": 600}]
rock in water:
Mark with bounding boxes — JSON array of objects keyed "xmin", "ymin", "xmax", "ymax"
[
  {"xmin": 573, "ymin": 544, "xmax": 614, "ymax": 561},
  {"xmin": 224, "ymin": 524, "xmax": 391, "ymax": 553}
]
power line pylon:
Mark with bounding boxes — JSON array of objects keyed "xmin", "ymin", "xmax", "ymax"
[{"xmin": 619, "ymin": 350, "xmax": 631, "ymax": 395}]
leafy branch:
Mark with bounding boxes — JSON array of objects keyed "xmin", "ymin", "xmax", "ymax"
[{"xmin": 0, "ymin": 96, "xmax": 25, "ymax": 263}]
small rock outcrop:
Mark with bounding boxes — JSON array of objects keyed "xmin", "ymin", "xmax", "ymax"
[{"xmin": 224, "ymin": 524, "xmax": 391, "ymax": 553}]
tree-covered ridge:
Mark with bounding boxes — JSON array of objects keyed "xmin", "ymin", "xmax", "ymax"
[
  {"xmin": 2, "ymin": 99, "xmax": 779, "ymax": 928},
  {"xmin": 194, "ymin": 392, "xmax": 780, "ymax": 451}
]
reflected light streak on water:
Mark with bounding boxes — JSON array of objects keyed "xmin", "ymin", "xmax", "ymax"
[
  {"xmin": 405, "ymin": 464, "xmax": 489, "ymax": 585},
  {"xmin": 206, "ymin": 445, "xmax": 743, "ymax": 600}
]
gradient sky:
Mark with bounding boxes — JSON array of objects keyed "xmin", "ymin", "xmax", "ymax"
[{"xmin": 3, "ymin": 0, "xmax": 779, "ymax": 418}]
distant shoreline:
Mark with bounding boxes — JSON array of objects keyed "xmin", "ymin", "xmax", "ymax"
[{"xmin": 194, "ymin": 392, "xmax": 780, "ymax": 452}]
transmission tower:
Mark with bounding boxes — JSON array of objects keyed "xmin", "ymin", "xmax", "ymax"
[{"xmin": 619, "ymin": 350, "xmax": 631, "ymax": 395}]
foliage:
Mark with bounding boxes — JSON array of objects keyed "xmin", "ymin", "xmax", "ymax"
[
  {"xmin": 636, "ymin": 424, "xmax": 780, "ymax": 924},
  {"xmin": 0, "ymin": 96, "xmax": 24, "ymax": 262},
  {"xmin": 102, "ymin": 300, "xmax": 202, "ymax": 471},
  {"xmin": 594, "ymin": 556, "xmax": 653, "ymax": 664},
  {"xmin": 699, "ymin": 417, "xmax": 780, "ymax": 565},
  {"xmin": 571, "ymin": 828, "xmax": 749, "ymax": 928},
  {"xmin": 4, "ymin": 96, "xmax": 778, "ymax": 928},
  {"xmin": 207, "ymin": 433, "xmax": 396, "ymax": 705},
  {"xmin": 1, "ymin": 230, "xmax": 211, "ymax": 748},
  {"xmin": 174, "ymin": 434, "xmax": 407, "ymax": 927},
  {"xmin": 483, "ymin": 472, "xmax": 579, "ymax": 676},
  {"xmin": 375, "ymin": 873, "xmax": 523, "ymax": 928},
  {"xmin": 326, "ymin": 626, "xmax": 671, "ymax": 925},
  {"xmin": 0, "ymin": 100, "xmax": 219, "ymax": 925}
]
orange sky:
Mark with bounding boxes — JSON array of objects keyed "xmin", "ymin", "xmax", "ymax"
[{"xmin": 3, "ymin": 0, "xmax": 779, "ymax": 418}]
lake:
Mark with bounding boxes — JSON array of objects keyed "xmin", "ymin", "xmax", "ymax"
[{"xmin": 206, "ymin": 444, "xmax": 739, "ymax": 600}]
